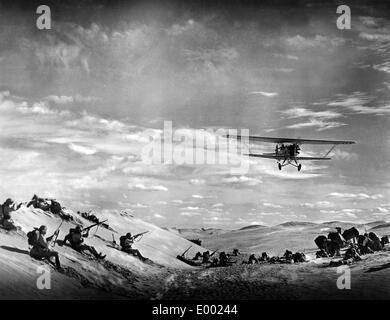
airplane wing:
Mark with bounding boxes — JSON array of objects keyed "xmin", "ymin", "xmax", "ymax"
[
  {"xmin": 226, "ymin": 135, "xmax": 355, "ymax": 145},
  {"xmin": 295, "ymin": 156, "xmax": 331, "ymax": 161},
  {"xmin": 246, "ymin": 154, "xmax": 331, "ymax": 160}
]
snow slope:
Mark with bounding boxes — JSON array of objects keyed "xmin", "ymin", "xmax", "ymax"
[{"xmin": 0, "ymin": 205, "xmax": 207, "ymax": 299}]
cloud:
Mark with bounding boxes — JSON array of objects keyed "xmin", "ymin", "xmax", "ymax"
[
  {"xmin": 327, "ymin": 93, "xmax": 390, "ymax": 115},
  {"xmin": 189, "ymin": 179, "xmax": 205, "ymax": 185},
  {"xmin": 331, "ymin": 150, "xmax": 357, "ymax": 161},
  {"xmin": 359, "ymin": 16, "xmax": 381, "ymax": 28},
  {"xmin": 153, "ymin": 213, "xmax": 165, "ymax": 219},
  {"xmin": 274, "ymin": 53, "xmax": 299, "ymax": 60},
  {"xmin": 373, "ymin": 62, "xmax": 390, "ymax": 74},
  {"xmin": 328, "ymin": 192, "xmax": 383, "ymax": 200},
  {"xmin": 44, "ymin": 95, "xmax": 100, "ymax": 105},
  {"xmin": 285, "ymin": 118, "xmax": 347, "ymax": 131},
  {"xmin": 281, "ymin": 107, "xmax": 342, "ymax": 120},
  {"xmin": 129, "ymin": 203, "xmax": 148, "ymax": 208},
  {"xmin": 263, "ymin": 202, "xmax": 282, "ymax": 208},
  {"xmin": 68, "ymin": 143, "xmax": 97, "ymax": 155},
  {"xmin": 166, "ymin": 19, "xmax": 196, "ymax": 36},
  {"xmin": 302, "ymin": 201, "xmax": 334, "ymax": 208},
  {"xmin": 258, "ymin": 212, "xmax": 281, "ymax": 216},
  {"xmin": 181, "ymin": 206, "xmax": 201, "ymax": 211},
  {"xmin": 279, "ymin": 107, "xmax": 346, "ymax": 131},
  {"xmin": 359, "ymin": 32, "xmax": 390, "ymax": 42},
  {"xmin": 249, "ymin": 91, "xmax": 278, "ymax": 97},
  {"xmin": 220, "ymin": 175, "xmax": 262, "ymax": 186},
  {"xmin": 343, "ymin": 212, "xmax": 358, "ymax": 218},
  {"xmin": 180, "ymin": 211, "xmax": 201, "ymax": 217},
  {"xmin": 128, "ymin": 178, "xmax": 168, "ymax": 191},
  {"xmin": 319, "ymin": 209, "xmax": 362, "ymax": 219},
  {"xmin": 172, "ymin": 199, "xmax": 185, "ymax": 204},
  {"xmin": 373, "ymin": 207, "xmax": 390, "ymax": 216}
]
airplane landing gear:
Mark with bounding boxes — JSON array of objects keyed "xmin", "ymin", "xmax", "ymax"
[
  {"xmin": 298, "ymin": 164, "xmax": 302, "ymax": 171},
  {"xmin": 278, "ymin": 163, "xmax": 282, "ymax": 170}
]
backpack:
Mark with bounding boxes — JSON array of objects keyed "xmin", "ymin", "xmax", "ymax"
[
  {"xmin": 119, "ymin": 236, "xmax": 127, "ymax": 247},
  {"xmin": 27, "ymin": 228, "xmax": 39, "ymax": 246}
]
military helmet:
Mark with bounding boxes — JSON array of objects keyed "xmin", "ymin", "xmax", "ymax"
[{"xmin": 126, "ymin": 232, "xmax": 132, "ymax": 238}]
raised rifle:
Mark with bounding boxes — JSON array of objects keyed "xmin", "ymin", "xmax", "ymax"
[
  {"xmin": 82, "ymin": 219, "xmax": 108, "ymax": 233},
  {"xmin": 180, "ymin": 245, "xmax": 192, "ymax": 257},
  {"xmin": 210, "ymin": 249, "xmax": 218, "ymax": 257},
  {"xmin": 133, "ymin": 230, "xmax": 149, "ymax": 240},
  {"xmin": 51, "ymin": 221, "xmax": 63, "ymax": 247}
]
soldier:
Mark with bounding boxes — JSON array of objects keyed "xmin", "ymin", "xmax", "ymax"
[
  {"xmin": 193, "ymin": 251, "xmax": 202, "ymax": 260},
  {"xmin": 368, "ymin": 232, "xmax": 382, "ymax": 251},
  {"xmin": 248, "ymin": 254, "xmax": 259, "ymax": 264},
  {"xmin": 357, "ymin": 234, "xmax": 374, "ymax": 254},
  {"xmin": 63, "ymin": 225, "xmax": 106, "ymax": 259},
  {"xmin": 381, "ymin": 236, "xmax": 389, "ymax": 247},
  {"xmin": 232, "ymin": 248, "xmax": 240, "ymax": 256},
  {"xmin": 29, "ymin": 225, "xmax": 62, "ymax": 270},
  {"xmin": 26, "ymin": 194, "xmax": 43, "ymax": 209},
  {"xmin": 119, "ymin": 233, "xmax": 148, "ymax": 262},
  {"xmin": 293, "ymin": 252, "xmax": 306, "ymax": 263},
  {"xmin": 260, "ymin": 252, "xmax": 269, "ymax": 261},
  {"xmin": 202, "ymin": 250, "xmax": 210, "ymax": 263},
  {"xmin": 283, "ymin": 250, "xmax": 294, "ymax": 262},
  {"xmin": 316, "ymin": 249, "xmax": 329, "ymax": 258},
  {"xmin": 0, "ymin": 198, "xmax": 22, "ymax": 231},
  {"xmin": 344, "ymin": 244, "xmax": 361, "ymax": 261},
  {"xmin": 219, "ymin": 251, "xmax": 229, "ymax": 266}
]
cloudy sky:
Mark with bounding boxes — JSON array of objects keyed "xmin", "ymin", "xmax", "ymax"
[{"xmin": 0, "ymin": 0, "xmax": 389, "ymax": 228}]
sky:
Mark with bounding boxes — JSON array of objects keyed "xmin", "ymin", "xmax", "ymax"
[{"xmin": 0, "ymin": 0, "xmax": 389, "ymax": 228}]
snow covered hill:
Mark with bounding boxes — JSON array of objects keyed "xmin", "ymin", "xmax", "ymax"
[{"xmin": 0, "ymin": 205, "xmax": 206, "ymax": 299}]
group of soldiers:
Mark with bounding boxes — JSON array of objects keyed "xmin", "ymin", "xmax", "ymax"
[
  {"xmin": 187, "ymin": 247, "xmax": 307, "ymax": 267},
  {"xmin": 0, "ymin": 196, "xmax": 74, "ymax": 231},
  {"xmin": 190, "ymin": 249, "xmax": 238, "ymax": 267},
  {"xmin": 314, "ymin": 226, "xmax": 389, "ymax": 261},
  {"xmin": 27, "ymin": 194, "xmax": 74, "ymax": 221},
  {"xmin": 27, "ymin": 223, "xmax": 106, "ymax": 270},
  {"xmin": 1, "ymin": 197, "xmax": 150, "ymax": 271},
  {"xmin": 243, "ymin": 250, "xmax": 306, "ymax": 264}
]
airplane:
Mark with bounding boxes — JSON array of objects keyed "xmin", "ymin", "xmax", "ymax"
[{"xmin": 225, "ymin": 135, "xmax": 355, "ymax": 171}]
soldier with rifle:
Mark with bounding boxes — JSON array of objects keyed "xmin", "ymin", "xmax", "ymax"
[
  {"xmin": 119, "ymin": 231, "xmax": 149, "ymax": 262},
  {"xmin": 63, "ymin": 222, "xmax": 106, "ymax": 260},
  {"xmin": 29, "ymin": 225, "xmax": 62, "ymax": 270},
  {"xmin": 202, "ymin": 249, "xmax": 218, "ymax": 264}
]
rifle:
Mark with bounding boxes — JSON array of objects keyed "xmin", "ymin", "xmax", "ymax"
[
  {"xmin": 51, "ymin": 221, "xmax": 63, "ymax": 247},
  {"xmin": 133, "ymin": 231, "xmax": 149, "ymax": 240},
  {"xmin": 210, "ymin": 249, "xmax": 218, "ymax": 257},
  {"xmin": 82, "ymin": 219, "xmax": 108, "ymax": 233},
  {"xmin": 112, "ymin": 233, "xmax": 116, "ymax": 244},
  {"xmin": 179, "ymin": 245, "xmax": 192, "ymax": 257}
]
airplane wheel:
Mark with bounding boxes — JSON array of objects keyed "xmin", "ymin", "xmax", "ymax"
[
  {"xmin": 298, "ymin": 164, "xmax": 302, "ymax": 171},
  {"xmin": 278, "ymin": 163, "xmax": 282, "ymax": 170}
]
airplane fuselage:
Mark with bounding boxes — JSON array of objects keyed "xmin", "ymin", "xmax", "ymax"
[{"xmin": 275, "ymin": 143, "xmax": 300, "ymax": 159}]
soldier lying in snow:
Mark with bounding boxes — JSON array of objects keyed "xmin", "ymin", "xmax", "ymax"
[
  {"xmin": 63, "ymin": 225, "xmax": 106, "ymax": 260},
  {"xmin": 28, "ymin": 195, "xmax": 73, "ymax": 221}
]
